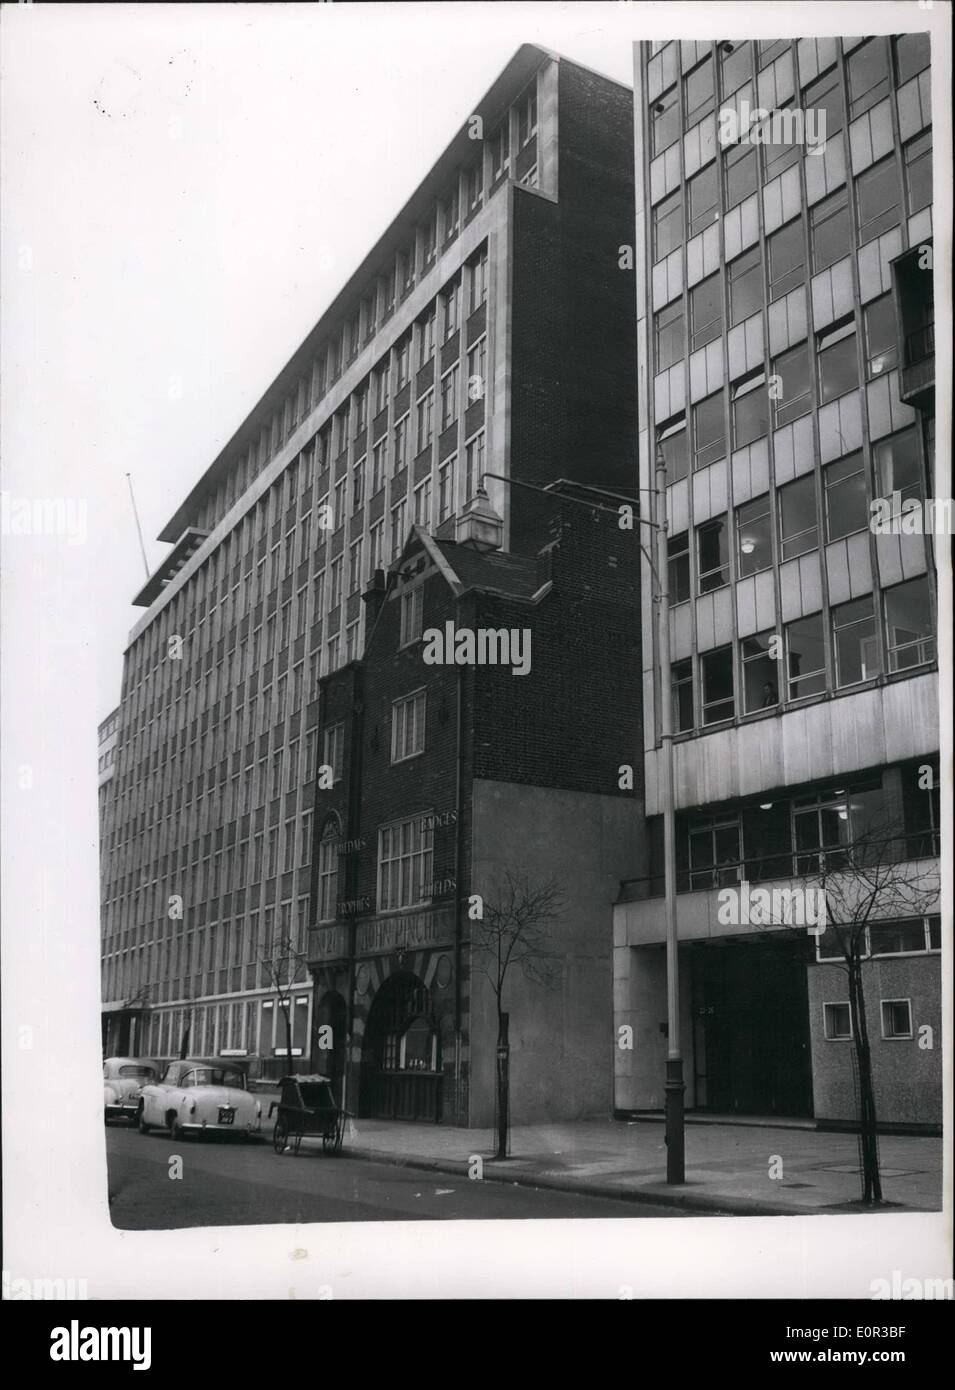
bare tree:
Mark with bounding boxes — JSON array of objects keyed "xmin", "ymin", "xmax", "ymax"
[
  {"xmin": 469, "ymin": 868, "xmax": 565, "ymax": 1159},
  {"xmin": 753, "ymin": 818, "xmax": 938, "ymax": 1204},
  {"xmin": 257, "ymin": 927, "xmax": 308, "ymax": 1077}
]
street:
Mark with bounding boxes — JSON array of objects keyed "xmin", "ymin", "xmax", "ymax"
[{"xmin": 105, "ymin": 1124, "xmax": 699, "ymax": 1227}]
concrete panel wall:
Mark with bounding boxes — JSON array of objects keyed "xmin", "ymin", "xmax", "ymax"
[{"xmin": 469, "ymin": 779, "xmax": 644, "ymax": 1126}]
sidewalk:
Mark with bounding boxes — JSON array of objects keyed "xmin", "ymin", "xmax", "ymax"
[{"xmin": 257, "ymin": 1092, "xmax": 943, "ymax": 1215}]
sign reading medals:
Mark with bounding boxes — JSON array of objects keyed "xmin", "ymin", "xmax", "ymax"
[{"xmin": 357, "ymin": 905, "xmax": 455, "ymax": 957}]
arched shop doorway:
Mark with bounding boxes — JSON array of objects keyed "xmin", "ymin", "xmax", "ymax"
[
  {"xmin": 313, "ymin": 990, "xmax": 347, "ymax": 1098},
  {"xmin": 360, "ymin": 971, "xmax": 441, "ymax": 1122}
]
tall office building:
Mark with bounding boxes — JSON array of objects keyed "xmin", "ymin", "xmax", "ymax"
[
  {"xmin": 99, "ymin": 46, "xmax": 637, "ymax": 1078},
  {"xmin": 616, "ymin": 35, "xmax": 940, "ymax": 1128}
]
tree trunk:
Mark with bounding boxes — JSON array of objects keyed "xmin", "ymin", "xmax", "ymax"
[
  {"xmin": 849, "ymin": 954, "xmax": 882, "ymax": 1203},
  {"xmin": 281, "ymin": 999, "xmax": 293, "ymax": 1075},
  {"xmin": 495, "ymin": 1011, "xmax": 510, "ymax": 1160}
]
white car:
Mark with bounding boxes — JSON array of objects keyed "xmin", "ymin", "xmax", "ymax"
[
  {"xmin": 137, "ymin": 1058, "xmax": 262, "ymax": 1140},
  {"xmin": 104, "ymin": 1057, "xmax": 160, "ymax": 1124}
]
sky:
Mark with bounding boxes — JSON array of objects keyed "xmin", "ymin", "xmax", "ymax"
[{"xmin": 1, "ymin": 1, "xmax": 933, "ymax": 720}]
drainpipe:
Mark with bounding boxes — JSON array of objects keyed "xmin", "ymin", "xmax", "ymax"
[{"xmin": 452, "ymin": 597, "xmax": 467, "ymax": 1124}]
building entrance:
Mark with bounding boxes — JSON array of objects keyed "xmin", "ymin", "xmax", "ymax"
[
  {"xmin": 359, "ymin": 971, "xmax": 441, "ymax": 1122},
  {"xmin": 690, "ymin": 935, "xmax": 813, "ymax": 1117}
]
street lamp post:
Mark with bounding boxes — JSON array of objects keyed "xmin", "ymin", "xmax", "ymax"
[
  {"xmin": 478, "ymin": 468, "xmax": 685, "ymax": 1181},
  {"xmin": 654, "ymin": 447, "xmax": 685, "ymax": 1184}
]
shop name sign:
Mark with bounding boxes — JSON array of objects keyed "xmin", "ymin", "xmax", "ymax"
[
  {"xmin": 357, "ymin": 906, "xmax": 455, "ymax": 957},
  {"xmin": 310, "ymin": 923, "xmax": 349, "ymax": 962}
]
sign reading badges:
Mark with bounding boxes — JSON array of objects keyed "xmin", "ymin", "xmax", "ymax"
[{"xmin": 356, "ymin": 906, "xmax": 455, "ymax": 957}]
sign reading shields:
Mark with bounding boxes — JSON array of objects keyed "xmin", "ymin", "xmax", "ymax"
[{"xmin": 357, "ymin": 905, "xmax": 455, "ymax": 957}]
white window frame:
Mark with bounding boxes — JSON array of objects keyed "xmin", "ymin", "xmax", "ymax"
[
  {"xmin": 377, "ymin": 814, "xmax": 434, "ymax": 912},
  {"xmin": 390, "ymin": 688, "xmax": 426, "ymax": 764},
  {"xmin": 880, "ymin": 998, "xmax": 913, "ymax": 1041},
  {"xmin": 399, "ymin": 587, "xmax": 424, "ymax": 648},
  {"xmin": 823, "ymin": 1001, "xmax": 853, "ymax": 1041}
]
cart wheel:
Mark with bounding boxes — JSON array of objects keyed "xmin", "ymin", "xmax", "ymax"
[
  {"xmin": 273, "ymin": 1116, "xmax": 289, "ymax": 1154},
  {"xmin": 324, "ymin": 1116, "xmax": 344, "ymax": 1154}
]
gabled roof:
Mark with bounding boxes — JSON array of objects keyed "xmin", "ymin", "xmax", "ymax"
[
  {"xmin": 433, "ymin": 540, "xmax": 540, "ymax": 600},
  {"xmin": 360, "ymin": 524, "xmax": 550, "ymax": 657}
]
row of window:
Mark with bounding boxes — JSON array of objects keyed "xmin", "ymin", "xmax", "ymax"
[
  {"xmin": 650, "ymin": 35, "xmax": 930, "ymax": 162},
  {"xmin": 823, "ymin": 993, "xmax": 933, "ymax": 1043},
  {"xmin": 659, "ymin": 304, "xmax": 923, "ymax": 482},
  {"xmin": 668, "ymin": 761, "xmax": 939, "ymax": 892},
  {"xmin": 191, "ymin": 74, "xmax": 537, "ymax": 538},
  {"xmin": 667, "ymin": 426, "xmax": 924, "ymax": 601},
  {"xmin": 316, "ymin": 812, "xmax": 438, "ymax": 920},
  {"xmin": 669, "ymin": 574, "xmax": 935, "ymax": 731},
  {"xmin": 652, "ymin": 122, "xmax": 930, "ymax": 264}
]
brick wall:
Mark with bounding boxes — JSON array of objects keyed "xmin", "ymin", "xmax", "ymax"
[{"xmin": 509, "ymin": 65, "xmax": 637, "ymax": 556}]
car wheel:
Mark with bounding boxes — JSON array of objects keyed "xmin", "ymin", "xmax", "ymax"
[{"xmin": 137, "ymin": 1106, "xmax": 151, "ymax": 1135}]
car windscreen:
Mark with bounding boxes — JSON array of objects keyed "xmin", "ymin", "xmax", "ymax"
[
  {"xmin": 180, "ymin": 1068, "xmax": 246, "ymax": 1089},
  {"xmin": 118, "ymin": 1066, "xmax": 156, "ymax": 1079}
]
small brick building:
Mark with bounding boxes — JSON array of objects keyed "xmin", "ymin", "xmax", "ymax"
[{"xmin": 307, "ymin": 488, "xmax": 645, "ymax": 1126}]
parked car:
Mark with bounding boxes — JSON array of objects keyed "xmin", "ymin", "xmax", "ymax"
[
  {"xmin": 137, "ymin": 1058, "xmax": 261, "ymax": 1140},
  {"xmin": 103, "ymin": 1057, "xmax": 160, "ymax": 1124}
]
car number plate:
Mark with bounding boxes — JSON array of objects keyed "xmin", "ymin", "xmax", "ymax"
[{"xmin": 218, "ymin": 1108, "xmax": 235, "ymax": 1124}]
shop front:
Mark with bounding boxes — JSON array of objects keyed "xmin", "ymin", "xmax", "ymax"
[{"xmin": 308, "ymin": 903, "xmax": 464, "ymax": 1125}]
